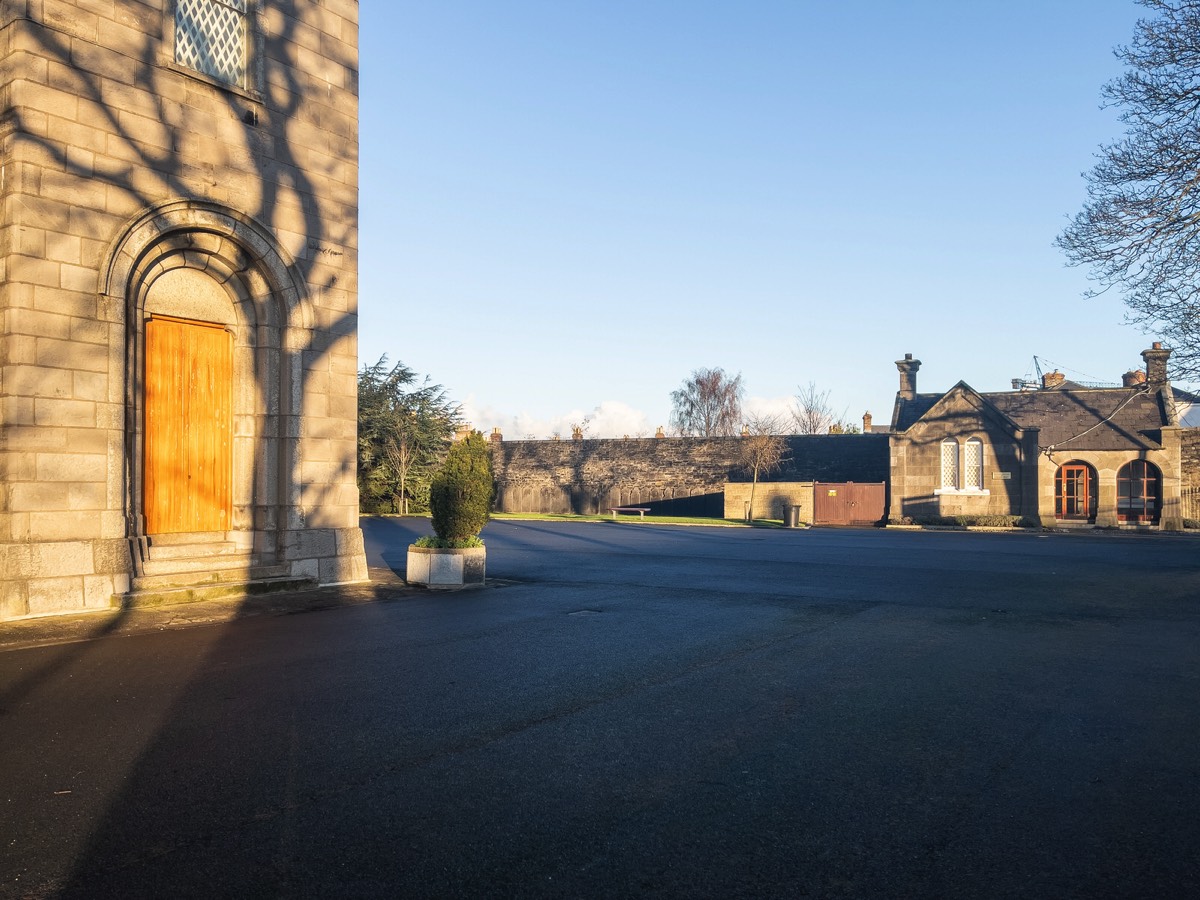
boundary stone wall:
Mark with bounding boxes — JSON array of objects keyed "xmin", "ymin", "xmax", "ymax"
[
  {"xmin": 1181, "ymin": 430, "xmax": 1200, "ymax": 521},
  {"xmin": 491, "ymin": 435, "xmax": 888, "ymax": 516},
  {"xmin": 1182, "ymin": 430, "xmax": 1200, "ymax": 490}
]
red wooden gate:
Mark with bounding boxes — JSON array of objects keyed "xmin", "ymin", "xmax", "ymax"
[{"xmin": 813, "ymin": 483, "xmax": 885, "ymax": 526}]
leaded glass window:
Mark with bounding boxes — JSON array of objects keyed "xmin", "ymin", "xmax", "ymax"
[
  {"xmin": 175, "ymin": 0, "xmax": 248, "ymax": 88},
  {"xmin": 964, "ymin": 439, "xmax": 983, "ymax": 490},
  {"xmin": 940, "ymin": 439, "xmax": 959, "ymax": 489}
]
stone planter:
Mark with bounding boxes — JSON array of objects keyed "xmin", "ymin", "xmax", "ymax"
[{"xmin": 406, "ymin": 545, "xmax": 486, "ymax": 588}]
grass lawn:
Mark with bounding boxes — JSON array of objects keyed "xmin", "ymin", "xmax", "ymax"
[
  {"xmin": 372, "ymin": 512, "xmax": 788, "ymax": 528},
  {"xmin": 491, "ymin": 512, "xmax": 787, "ymax": 527}
]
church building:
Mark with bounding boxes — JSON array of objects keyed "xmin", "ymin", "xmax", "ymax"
[{"xmin": 1, "ymin": 0, "xmax": 368, "ymax": 619}]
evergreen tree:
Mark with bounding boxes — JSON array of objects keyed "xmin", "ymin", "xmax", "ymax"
[
  {"xmin": 357, "ymin": 356, "xmax": 462, "ymax": 513},
  {"xmin": 429, "ymin": 431, "xmax": 494, "ymax": 542}
]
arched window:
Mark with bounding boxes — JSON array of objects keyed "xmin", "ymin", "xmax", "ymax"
[
  {"xmin": 1117, "ymin": 460, "xmax": 1162, "ymax": 524},
  {"xmin": 940, "ymin": 439, "xmax": 959, "ymax": 489},
  {"xmin": 936, "ymin": 437, "xmax": 988, "ymax": 493},
  {"xmin": 964, "ymin": 439, "xmax": 984, "ymax": 491},
  {"xmin": 1055, "ymin": 462, "xmax": 1098, "ymax": 522}
]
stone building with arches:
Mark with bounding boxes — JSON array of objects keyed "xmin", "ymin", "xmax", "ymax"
[
  {"xmin": 1, "ymin": 1, "xmax": 367, "ymax": 620},
  {"xmin": 887, "ymin": 346, "xmax": 1187, "ymax": 530}
]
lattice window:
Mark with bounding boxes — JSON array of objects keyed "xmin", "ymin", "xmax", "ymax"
[
  {"xmin": 940, "ymin": 439, "xmax": 959, "ymax": 489},
  {"xmin": 964, "ymin": 439, "xmax": 983, "ymax": 490},
  {"xmin": 175, "ymin": 0, "xmax": 248, "ymax": 88}
]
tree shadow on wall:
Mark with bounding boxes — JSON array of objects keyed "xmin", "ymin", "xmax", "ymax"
[
  {"xmin": 3, "ymin": 4, "xmax": 373, "ymax": 894},
  {"xmin": 14, "ymin": 4, "xmax": 359, "ymax": 547}
]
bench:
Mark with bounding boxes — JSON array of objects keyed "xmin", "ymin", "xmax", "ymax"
[{"xmin": 610, "ymin": 507, "xmax": 651, "ymax": 520}]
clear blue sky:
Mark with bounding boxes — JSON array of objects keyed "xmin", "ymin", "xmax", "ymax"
[{"xmin": 359, "ymin": 1, "xmax": 1159, "ymax": 438}]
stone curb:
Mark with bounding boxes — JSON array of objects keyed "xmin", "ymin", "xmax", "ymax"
[
  {"xmin": 0, "ymin": 568, "xmax": 412, "ymax": 654},
  {"xmin": 886, "ymin": 524, "xmax": 1199, "ymax": 536}
]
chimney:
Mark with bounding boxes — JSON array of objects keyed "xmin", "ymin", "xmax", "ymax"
[
  {"xmin": 1141, "ymin": 342, "xmax": 1171, "ymax": 386},
  {"xmin": 1122, "ymin": 369, "xmax": 1147, "ymax": 388},
  {"xmin": 862, "ymin": 411, "xmax": 873, "ymax": 433},
  {"xmin": 895, "ymin": 354, "xmax": 921, "ymax": 400},
  {"xmin": 1041, "ymin": 370, "xmax": 1065, "ymax": 389},
  {"xmin": 655, "ymin": 426, "xmax": 666, "ymax": 439}
]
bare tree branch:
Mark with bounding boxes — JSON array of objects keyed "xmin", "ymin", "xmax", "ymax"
[
  {"xmin": 1057, "ymin": 0, "xmax": 1200, "ymax": 378},
  {"xmin": 792, "ymin": 382, "xmax": 850, "ymax": 434},
  {"xmin": 738, "ymin": 414, "xmax": 788, "ymax": 521},
  {"xmin": 669, "ymin": 368, "xmax": 745, "ymax": 437}
]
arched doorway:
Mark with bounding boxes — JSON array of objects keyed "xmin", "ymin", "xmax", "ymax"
[
  {"xmin": 102, "ymin": 200, "xmax": 309, "ymax": 579},
  {"xmin": 1055, "ymin": 461, "xmax": 1098, "ymax": 523},
  {"xmin": 1117, "ymin": 460, "xmax": 1162, "ymax": 524}
]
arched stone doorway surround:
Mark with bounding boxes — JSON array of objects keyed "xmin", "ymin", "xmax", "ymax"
[{"xmin": 101, "ymin": 199, "xmax": 355, "ymax": 594}]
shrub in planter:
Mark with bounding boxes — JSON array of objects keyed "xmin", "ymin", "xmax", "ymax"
[
  {"xmin": 407, "ymin": 431, "xmax": 493, "ymax": 588},
  {"xmin": 428, "ymin": 430, "xmax": 493, "ymax": 545}
]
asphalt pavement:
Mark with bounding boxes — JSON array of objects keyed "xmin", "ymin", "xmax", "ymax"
[{"xmin": 2, "ymin": 518, "xmax": 1199, "ymax": 898}]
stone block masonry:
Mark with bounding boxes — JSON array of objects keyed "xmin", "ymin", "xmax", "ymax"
[
  {"xmin": 724, "ymin": 483, "xmax": 815, "ymax": 523},
  {"xmin": 492, "ymin": 435, "xmax": 888, "ymax": 515},
  {"xmin": 1, "ymin": 1, "xmax": 367, "ymax": 620},
  {"xmin": 1180, "ymin": 430, "xmax": 1200, "ymax": 521},
  {"xmin": 1182, "ymin": 430, "xmax": 1200, "ymax": 491}
]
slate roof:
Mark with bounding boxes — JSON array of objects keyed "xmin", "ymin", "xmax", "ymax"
[
  {"xmin": 890, "ymin": 394, "xmax": 942, "ymax": 432},
  {"xmin": 892, "ymin": 385, "xmax": 1171, "ymax": 451},
  {"xmin": 1172, "ymin": 385, "xmax": 1200, "ymax": 405},
  {"xmin": 983, "ymin": 387, "xmax": 1166, "ymax": 451}
]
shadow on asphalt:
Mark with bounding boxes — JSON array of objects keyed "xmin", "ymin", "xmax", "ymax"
[
  {"xmin": 6, "ymin": 520, "xmax": 1199, "ymax": 896},
  {"xmin": 359, "ymin": 514, "xmax": 431, "ymax": 577},
  {"xmin": 0, "ymin": 605, "xmax": 133, "ymax": 715}
]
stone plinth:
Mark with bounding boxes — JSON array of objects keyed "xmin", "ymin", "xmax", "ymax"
[{"xmin": 406, "ymin": 546, "xmax": 487, "ymax": 589}]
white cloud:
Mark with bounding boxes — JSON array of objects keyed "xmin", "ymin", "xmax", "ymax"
[
  {"xmin": 460, "ymin": 397, "xmax": 654, "ymax": 440},
  {"xmin": 743, "ymin": 395, "xmax": 795, "ymax": 427},
  {"xmin": 461, "ymin": 395, "xmax": 823, "ymax": 439}
]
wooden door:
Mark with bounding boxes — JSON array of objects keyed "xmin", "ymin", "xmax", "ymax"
[
  {"xmin": 144, "ymin": 316, "xmax": 233, "ymax": 534},
  {"xmin": 1055, "ymin": 464, "xmax": 1094, "ymax": 521}
]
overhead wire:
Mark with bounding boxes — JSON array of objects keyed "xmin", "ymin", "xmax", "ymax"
[{"xmin": 1041, "ymin": 383, "xmax": 1152, "ymax": 453}]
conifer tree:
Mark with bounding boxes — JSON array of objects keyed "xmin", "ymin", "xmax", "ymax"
[{"xmin": 429, "ymin": 431, "xmax": 493, "ymax": 542}]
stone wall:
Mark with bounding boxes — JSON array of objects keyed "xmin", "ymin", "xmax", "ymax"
[
  {"xmin": 723, "ymin": 483, "xmax": 815, "ymax": 522},
  {"xmin": 1, "ymin": 1, "xmax": 366, "ymax": 619},
  {"xmin": 491, "ymin": 435, "xmax": 888, "ymax": 516},
  {"xmin": 1182, "ymin": 430, "xmax": 1200, "ymax": 490},
  {"xmin": 1180, "ymin": 429, "xmax": 1200, "ymax": 521}
]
